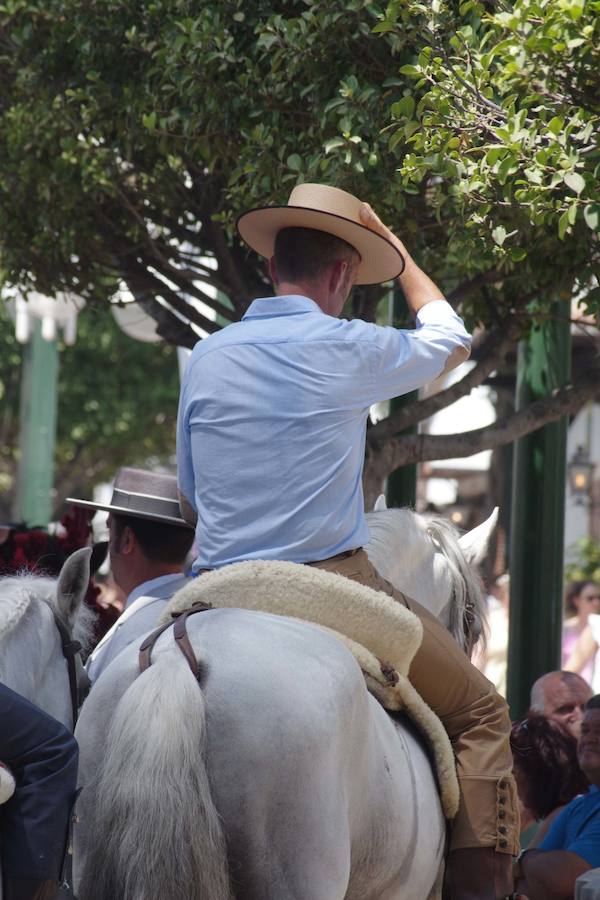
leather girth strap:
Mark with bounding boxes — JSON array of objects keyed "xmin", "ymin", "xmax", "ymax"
[{"xmin": 138, "ymin": 601, "xmax": 213, "ymax": 677}]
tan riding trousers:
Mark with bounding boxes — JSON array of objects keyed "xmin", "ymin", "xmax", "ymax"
[{"xmin": 308, "ymin": 549, "xmax": 519, "ymax": 856}]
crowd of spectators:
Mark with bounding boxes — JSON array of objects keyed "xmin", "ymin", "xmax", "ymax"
[
  {"xmin": 471, "ymin": 575, "xmax": 600, "ymax": 897},
  {"xmin": 509, "ymin": 680, "xmax": 600, "ymax": 900}
]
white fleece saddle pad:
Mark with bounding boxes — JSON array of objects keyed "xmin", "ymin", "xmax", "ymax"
[{"xmin": 164, "ymin": 560, "xmax": 459, "ymax": 819}]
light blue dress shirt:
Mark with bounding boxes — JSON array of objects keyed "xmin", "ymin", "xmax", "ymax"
[
  {"xmin": 86, "ymin": 573, "xmax": 190, "ymax": 681},
  {"xmin": 177, "ymin": 294, "xmax": 471, "ymax": 569}
]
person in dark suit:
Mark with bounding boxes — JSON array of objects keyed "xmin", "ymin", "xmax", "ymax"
[{"xmin": 0, "ymin": 683, "xmax": 78, "ymax": 900}]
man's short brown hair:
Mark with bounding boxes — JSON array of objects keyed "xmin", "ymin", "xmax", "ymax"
[
  {"xmin": 112, "ymin": 514, "xmax": 194, "ymax": 565},
  {"xmin": 274, "ymin": 227, "xmax": 359, "ymax": 283}
]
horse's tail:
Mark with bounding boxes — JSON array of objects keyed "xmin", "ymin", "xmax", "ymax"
[{"xmin": 78, "ymin": 650, "xmax": 233, "ymax": 900}]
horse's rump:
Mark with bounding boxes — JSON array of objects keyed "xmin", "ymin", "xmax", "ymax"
[
  {"xmin": 163, "ymin": 560, "xmax": 459, "ymax": 818},
  {"xmin": 75, "ymin": 608, "xmax": 446, "ymax": 900}
]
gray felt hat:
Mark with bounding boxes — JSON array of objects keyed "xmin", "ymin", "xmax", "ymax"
[{"xmin": 67, "ymin": 467, "xmax": 193, "ymax": 529}]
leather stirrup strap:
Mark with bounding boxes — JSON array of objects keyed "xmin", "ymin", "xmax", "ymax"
[
  {"xmin": 138, "ymin": 601, "xmax": 213, "ymax": 677},
  {"xmin": 138, "ymin": 620, "xmax": 177, "ymax": 673},
  {"xmin": 172, "ymin": 602, "xmax": 212, "ymax": 678}
]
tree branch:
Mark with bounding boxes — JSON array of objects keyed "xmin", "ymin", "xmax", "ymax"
[
  {"xmin": 134, "ymin": 294, "xmax": 199, "ymax": 349},
  {"xmin": 123, "ymin": 257, "xmax": 221, "ymax": 336},
  {"xmin": 366, "ymin": 363, "xmax": 600, "ymax": 480},
  {"xmin": 202, "ymin": 214, "xmax": 267, "ymax": 312},
  {"xmin": 367, "ymin": 324, "xmax": 518, "ymax": 445},
  {"xmin": 446, "ymin": 269, "xmax": 502, "ymax": 307}
]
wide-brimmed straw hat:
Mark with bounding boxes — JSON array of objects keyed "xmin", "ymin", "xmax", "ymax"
[
  {"xmin": 237, "ymin": 183, "xmax": 405, "ymax": 285},
  {"xmin": 67, "ymin": 467, "xmax": 193, "ymax": 529}
]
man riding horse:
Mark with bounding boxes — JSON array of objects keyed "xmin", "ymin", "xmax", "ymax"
[{"xmin": 176, "ymin": 184, "xmax": 518, "ymax": 899}]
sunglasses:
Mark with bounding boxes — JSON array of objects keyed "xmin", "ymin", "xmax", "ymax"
[{"xmin": 510, "ymin": 720, "xmax": 532, "ymax": 755}]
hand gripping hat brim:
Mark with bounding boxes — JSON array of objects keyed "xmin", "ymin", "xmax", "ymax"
[
  {"xmin": 236, "ymin": 183, "xmax": 405, "ymax": 286},
  {"xmin": 67, "ymin": 467, "xmax": 193, "ymax": 530}
]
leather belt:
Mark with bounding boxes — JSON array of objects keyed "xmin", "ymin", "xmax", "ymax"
[{"xmin": 305, "ymin": 547, "xmax": 361, "ymax": 565}]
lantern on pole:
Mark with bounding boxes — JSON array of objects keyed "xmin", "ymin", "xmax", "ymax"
[{"xmin": 568, "ymin": 445, "xmax": 594, "ymax": 506}]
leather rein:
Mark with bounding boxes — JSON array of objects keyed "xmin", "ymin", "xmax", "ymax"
[
  {"xmin": 48, "ymin": 606, "xmax": 85, "ymax": 728},
  {"xmin": 138, "ymin": 600, "xmax": 214, "ymax": 678}
]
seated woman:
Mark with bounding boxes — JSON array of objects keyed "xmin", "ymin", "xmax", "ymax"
[
  {"xmin": 562, "ymin": 580, "xmax": 600, "ymax": 686},
  {"xmin": 511, "ymin": 714, "xmax": 589, "ymax": 848},
  {"xmin": 566, "ymin": 610, "xmax": 600, "ymax": 694}
]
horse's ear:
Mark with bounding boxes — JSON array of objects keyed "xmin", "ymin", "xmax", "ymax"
[
  {"xmin": 373, "ymin": 494, "xmax": 388, "ymax": 512},
  {"xmin": 458, "ymin": 508, "xmax": 499, "ymax": 566},
  {"xmin": 56, "ymin": 547, "xmax": 92, "ymax": 627},
  {"xmin": 90, "ymin": 541, "xmax": 108, "ymax": 576}
]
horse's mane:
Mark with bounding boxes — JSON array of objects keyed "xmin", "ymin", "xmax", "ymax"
[
  {"xmin": 365, "ymin": 508, "xmax": 487, "ymax": 655},
  {"xmin": 0, "ymin": 572, "xmax": 96, "ymax": 651},
  {"xmin": 424, "ymin": 514, "xmax": 486, "ymax": 654},
  {"xmin": 0, "ymin": 574, "xmax": 50, "ymax": 641}
]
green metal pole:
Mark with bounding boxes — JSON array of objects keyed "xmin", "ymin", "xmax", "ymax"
[
  {"xmin": 386, "ymin": 395, "xmax": 417, "ymax": 508},
  {"xmin": 13, "ymin": 319, "xmax": 59, "ymax": 527},
  {"xmin": 385, "ymin": 290, "xmax": 417, "ymax": 509},
  {"xmin": 507, "ymin": 303, "xmax": 571, "ymax": 719}
]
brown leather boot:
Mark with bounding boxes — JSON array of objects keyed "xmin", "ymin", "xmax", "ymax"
[
  {"xmin": 2, "ymin": 878, "xmax": 58, "ymax": 900},
  {"xmin": 443, "ymin": 847, "xmax": 514, "ymax": 900}
]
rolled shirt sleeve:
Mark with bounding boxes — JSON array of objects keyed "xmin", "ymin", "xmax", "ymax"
[{"xmin": 369, "ymin": 299, "xmax": 472, "ymax": 403}]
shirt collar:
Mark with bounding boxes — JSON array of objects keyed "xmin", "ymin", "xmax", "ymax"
[
  {"xmin": 126, "ymin": 573, "xmax": 185, "ymax": 609},
  {"xmin": 242, "ymin": 294, "xmax": 322, "ymax": 320}
]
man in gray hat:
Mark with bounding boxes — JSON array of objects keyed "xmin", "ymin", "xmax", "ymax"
[{"xmin": 69, "ymin": 467, "xmax": 194, "ymax": 682}]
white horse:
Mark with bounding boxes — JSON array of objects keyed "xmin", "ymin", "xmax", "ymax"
[
  {"xmin": 0, "ymin": 547, "xmax": 95, "ymax": 729},
  {"xmin": 366, "ymin": 498, "xmax": 494, "ymax": 655},
  {"xmin": 70, "ymin": 506, "xmax": 496, "ymax": 900}
]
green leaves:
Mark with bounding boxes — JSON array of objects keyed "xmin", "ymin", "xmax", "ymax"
[
  {"xmin": 142, "ymin": 111, "xmax": 157, "ymax": 131},
  {"xmin": 563, "ymin": 172, "xmax": 585, "ymax": 195},
  {"xmin": 0, "ymin": 0, "xmax": 597, "ymax": 344},
  {"xmin": 376, "ymin": 0, "xmax": 600, "ymax": 323},
  {"xmin": 491, "ymin": 226, "xmax": 507, "ymax": 246},
  {"xmin": 583, "ymin": 204, "xmax": 600, "ymax": 232},
  {"xmin": 391, "ymin": 95, "xmax": 415, "ymax": 119},
  {"xmin": 547, "ymin": 116, "xmax": 564, "ymax": 136}
]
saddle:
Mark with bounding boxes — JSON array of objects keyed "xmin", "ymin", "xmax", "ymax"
[{"xmin": 157, "ymin": 559, "xmax": 460, "ymax": 819}]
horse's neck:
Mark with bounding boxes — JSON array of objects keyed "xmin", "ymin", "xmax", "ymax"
[
  {"xmin": 365, "ymin": 509, "xmax": 451, "ymax": 619},
  {"xmin": 1, "ymin": 600, "xmax": 71, "ymax": 727}
]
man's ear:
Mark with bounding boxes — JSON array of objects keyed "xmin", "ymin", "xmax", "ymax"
[
  {"xmin": 120, "ymin": 526, "xmax": 136, "ymax": 556},
  {"xmin": 328, "ymin": 259, "xmax": 347, "ymax": 296},
  {"xmin": 269, "ymin": 256, "xmax": 279, "ymax": 285}
]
